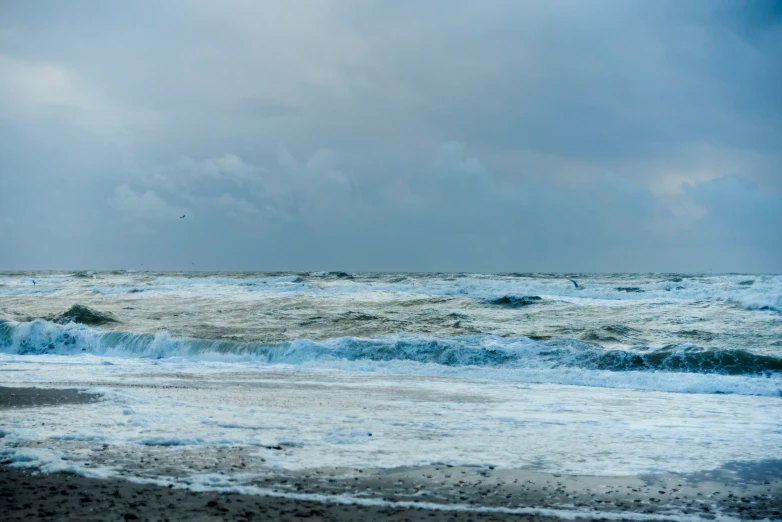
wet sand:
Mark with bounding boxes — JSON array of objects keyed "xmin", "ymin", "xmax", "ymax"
[
  {"xmin": 0, "ymin": 465, "xmax": 587, "ymax": 522},
  {"xmin": 3, "ymin": 460, "xmax": 780, "ymax": 522},
  {"xmin": 0, "ymin": 386, "xmax": 100, "ymax": 409}
]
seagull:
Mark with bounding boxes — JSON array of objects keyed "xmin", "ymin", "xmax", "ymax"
[
  {"xmin": 180, "ymin": 214, "xmax": 186, "ymax": 219},
  {"xmin": 568, "ymin": 279, "xmax": 579, "ymax": 289}
]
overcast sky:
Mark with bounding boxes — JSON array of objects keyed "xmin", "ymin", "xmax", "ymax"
[{"xmin": 1, "ymin": 0, "xmax": 780, "ymax": 272}]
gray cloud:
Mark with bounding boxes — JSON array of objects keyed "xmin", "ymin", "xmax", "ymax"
[
  {"xmin": 0, "ymin": 0, "xmax": 780, "ymax": 271},
  {"xmin": 110, "ymin": 185, "xmax": 190, "ymax": 225}
]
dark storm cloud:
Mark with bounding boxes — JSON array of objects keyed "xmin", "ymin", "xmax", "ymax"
[{"xmin": 0, "ymin": 0, "xmax": 780, "ymax": 271}]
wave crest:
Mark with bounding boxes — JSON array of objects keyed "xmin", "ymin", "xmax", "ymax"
[
  {"xmin": 2, "ymin": 319, "xmax": 779, "ymax": 376},
  {"xmin": 2, "ymin": 320, "xmax": 779, "ymax": 396}
]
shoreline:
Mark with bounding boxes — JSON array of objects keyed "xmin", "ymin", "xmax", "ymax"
[
  {"xmin": 1, "ymin": 387, "xmax": 780, "ymax": 521},
  {"xmin": 0, "ymin": 465, "xmax": 597, "ymax": 522},
  {"xmin": 2, "ymin": 461, "xmax": 780, "ymax": 522}
]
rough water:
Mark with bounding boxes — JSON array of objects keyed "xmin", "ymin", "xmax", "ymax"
[
  {"xmin": 2, "ymin": 271, "xmax": 781, "ymax": 393},
  {"xmin": 1, "ymin": 271, "xmax": 781, "ymax": 518}
]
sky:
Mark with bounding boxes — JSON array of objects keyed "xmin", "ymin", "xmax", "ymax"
[{"xmin": 0, "ymin": 0, "xmax": 780, "ymax": 272}]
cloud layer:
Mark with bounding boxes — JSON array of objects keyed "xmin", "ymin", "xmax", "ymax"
[{"xmin": 1, "ymin": 0, "xmax": 780, "ymax": 271}]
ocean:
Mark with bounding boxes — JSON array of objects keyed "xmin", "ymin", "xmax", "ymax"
[{"xmin": 1, "ymin": 271, "xmax": 780, "ymax": 519}]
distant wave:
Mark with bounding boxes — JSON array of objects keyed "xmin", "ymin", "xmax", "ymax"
[
  {"xmin": 1, "ymin": 273, "xmax": 780, "ymax": 312},
  {"xmin": 2, "ymin": 320, "xmax": 780, "ymax": 396},
  {"xmin": 51, "ymin": 305, "xmax": 119, "ymax": 326},
  {"xmin": 738, "ymin": 294, "xmax": 782, "ymax": 313},
  {"xmin": 484, "ymin": 296, "xmax": 543, "ymax": 307},
  {"xmin": 154, "ymin": 275, "xmax": 302, "ymax": 286}
]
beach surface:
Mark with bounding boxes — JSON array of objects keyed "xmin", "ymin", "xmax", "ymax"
[
  {"xmin": 1, "ymin": 387, "xmax": 780, "ymax": 521},
  {"xmin": 2, "ymin": 464, "xmax": 560, "ymax": 522}
]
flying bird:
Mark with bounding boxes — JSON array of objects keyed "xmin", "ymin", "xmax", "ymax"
[{"xmin": 180, "ymin": 214, "xmax": 186, "ymax": 219}]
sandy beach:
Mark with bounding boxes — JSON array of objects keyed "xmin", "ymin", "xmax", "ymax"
[{"xmin": 2, "ymin": 464, "xmax": 560, "ymax": 522}]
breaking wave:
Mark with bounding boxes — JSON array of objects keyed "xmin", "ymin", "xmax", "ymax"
[{"xmin": 1, "ymin": 320, "xmax": 780, "ymax": 396}]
